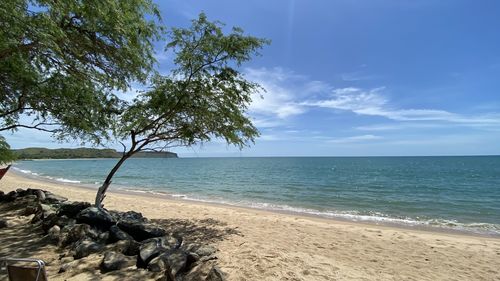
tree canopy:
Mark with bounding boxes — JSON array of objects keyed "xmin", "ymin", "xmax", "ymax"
[
  {"xmin": 0, "ymin": 136, "xmax": 15, "ymax": 165},
  {"xmin": 0, "ymin": 0, "xmax": 163, "ymax": 144},
  {"xmin": 95, "ymin": 13, "xmax": 269, "ymax": 208}
]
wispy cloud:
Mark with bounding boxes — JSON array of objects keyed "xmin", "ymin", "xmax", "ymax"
[
  {"xmin": 302, "ymin": 87, "xmax": 500, "ymax": 127},
  {"xmin": 327, "ymin": 134, "xmax": 383, "ymax": 144},
  {"xmin": 245, "ymin": 67, "xmax": 329, "ymax": 120}
]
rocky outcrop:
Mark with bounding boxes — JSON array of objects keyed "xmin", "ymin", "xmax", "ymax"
[{"xmin": 1, "ymin": 188, "xmax": 226, "ymax": 280}]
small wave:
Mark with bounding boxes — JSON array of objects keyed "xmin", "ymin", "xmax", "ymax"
[{"xmin": 54, "ymin": 177, "xmax": 81, "ymax": 184}]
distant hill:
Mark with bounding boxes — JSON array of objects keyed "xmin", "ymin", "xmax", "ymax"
[{"xmin": 12, "ymin": 147, "xmax": 178, "ymax": 159}]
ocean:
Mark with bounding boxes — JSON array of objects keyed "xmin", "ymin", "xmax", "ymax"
[{"xmin": 12, "ymin": 156, "xmax": 500, "ymax": 236}]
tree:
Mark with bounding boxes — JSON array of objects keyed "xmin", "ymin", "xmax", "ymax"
[
  {"xmin": 0, "ymin": 136, "xmax": 15, "ymax": 165},
  {"xmin": 94, "ymin": 13, "xmax": 269, "ymax": 208},
  {"xmin": 0, "ymin": 0, "xmax": 163, "ymax": 145}
]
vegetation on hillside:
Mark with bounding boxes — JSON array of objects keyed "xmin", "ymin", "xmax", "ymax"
[{"xmin": 13, "ymin": 147, "xmax": 177, "ymax": 160}]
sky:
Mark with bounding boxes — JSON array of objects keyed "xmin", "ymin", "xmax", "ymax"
[{"xmin": 6, "ymin": 0, "xmax": 500, "ymax": 156}]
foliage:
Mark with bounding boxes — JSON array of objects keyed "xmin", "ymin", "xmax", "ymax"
[
  {"xmin": 95, "ymin": 13, "xmax": 269, "ymax": 208},
  {"xmin": 0, "ymin": 0, "xmax": 163, "ymax": 144},
  {"xmin": 0, "ymin": 135, "xmax": 15, "ymax": 165},
  {"xmin": 12, "ymin": 147, "xmax": 177, "ymax": 159}
]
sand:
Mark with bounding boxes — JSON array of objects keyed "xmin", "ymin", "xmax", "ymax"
[{"xmin": 1, "ymin": 171, "xmax": 499, "ymax": 281}]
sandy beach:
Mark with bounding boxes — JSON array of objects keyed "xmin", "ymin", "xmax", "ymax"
[{"xmin": 1, "ymin": 171, "xmax": 499, "ymax": 281}]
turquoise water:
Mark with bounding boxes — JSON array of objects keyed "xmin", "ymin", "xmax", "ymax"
[{"xmin": 12, "ymin": 156, "xmax": 500, "ymax": 235}]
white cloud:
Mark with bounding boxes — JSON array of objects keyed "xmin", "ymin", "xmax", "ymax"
[
  {"xmin": 244, "ymin": 67, "xmax": 500, "ymax": 134},
  {"xmin": 327, "ymin": 134, "xmax": 383, "ymax": 144},
  {"xmin": 302, "ymin": 87, "xmax": 500, "ymax": 127},
  {"xmin": 245, "ymin": 67, "xmax": 307, "ymax": 119}
]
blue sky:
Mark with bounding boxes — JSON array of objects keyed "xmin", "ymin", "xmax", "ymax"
[{"xmin": 6, "ymin": 0, "xmax": 500, "ymax": 156}]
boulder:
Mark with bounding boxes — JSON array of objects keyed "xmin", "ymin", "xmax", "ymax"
[
  {"xmin": 22, "ymin": 203, "xmax": 39, "ymax": 216},
  {"xmin": 113, "ymin": 210, "xmax": 146, "ymax": 223},
  {"xmin": 61, "ymin": 224, "xmax": 100, "ymax": 246},
  {"xmin": 41, "ymin": 213, "xmax": 59, "ymax": 233},
  {"xmin": 109, "ymin": 225, "xmax": 134, "ymax": 242},
  {"xmin": 48, "ymin": 225, "xmax": 61, "ymax": 242},
  {"xmin": 54, "ymin": 215, "xmax": 76, "ymax": 229},
  {"xmin": 2, "ymin": 191, "xmax": 18, "ymax": 202},
  {"xmin": 138, "ymin": 236, "xmax": 179, "ymax": 266},
  {"xmin": 76, "ymin": 207, "xmax": 115, "ymax": 229},
  {"xmin": 100, "ymin": 251, "xmax": 136, "ymax": 272},
  {"xmin": 74, "ymin": 239, "xmax": 104, "ymax": 259},
  {"xmin": 183, "ymin": 261, "xmax": 226, "ymax": 281},
  {"xmin": 58, "ymin": 201, "xmax": 91, "ymax": 218},
  {"xmin": 39, "ymin": 203, "xmax": 57, "ymax": 218},
  {"xmin": 34, "ymin": 190, "xmax": 46, "ymax": 201},
  {"xmin": 43, "ymin": 191, "xmax": 68, "ymax": 203},
  {"xmin": 108, "ymin": 239, "xmax": 141, "ymax": 256},
  {"xmin": 98, "ymin": 231, "xmax": 110, "ymax": 243},
  {"xmin": 195, "ymin": 245, "xmax": 217, "ymax": 257},
  {"xmin": 148, "ymin": 249, "xmax": 187, "ymax": 279},
  {"xmin": 0, "ymin": 219, "xmax": 8, "ymax": 229},
  {"xmin": 184, "ymin": 244, "xmax": 217, "ymax": 258},
  {"xmin": 15, "ymin": 188, "xmax": 28, "ymax": 197},
  {"xmin": 117, "ymin": 221, "xmax": 166, "ymax": 241}
]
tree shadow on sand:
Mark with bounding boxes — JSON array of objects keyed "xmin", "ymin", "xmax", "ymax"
[
  {"xmin": 151, "ymin": 217, "xmax": 242, "ymax": 245},
  {"xmin": 0, "ymin": 199, "xmax": 240, "ymax": 280}
]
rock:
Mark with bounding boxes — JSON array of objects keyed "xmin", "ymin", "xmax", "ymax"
[
  {"xmin": 207, "ymin": 266, "xmax": 226, "ymax": 281},
  {"xmin": 3, "ymin": 191, "xmax": 18, "ymax": 202},
  {"xmin": 55, "ymin": 216, "xmax": 76, "ymax": 229},
  {"xmin": 148, "ymin": 249, "xmax": 187, "ymax": 279},
  {"xmin": 98, "ymin": 231, "xmax": 110, "ymax": 243},
  {"xmin": 48, "ymin": 225, "xmax": 61, "ymax": 242},
  {"xmin": 58, "ymin": 201, "xmax": 91, "ymax": 218},
  {"xmin": 61, "ymin": 224, "xmax": 100, "ymax": 246},
  {"xmin": 183, "ymin": 261, "xmax": 225, "ymax": 281},
  {"xmin": 114, "ymin": 210, "xmax": 146, "ymax": 223},
  {"xmin": 41, "ymin": 213, "xmax": 59, "ymax": 233},
  {"xmin": 34, "ymin": 190, "xmax": 46, "ymax": 201},
  {"xmin": 100, "ymin": 251, "xmax": 136, "ymax": 272},
  {"xmin": 39, "ymin": 203, "xmax": 57, "ymax": 218},
  {"xmin": 15, "ymin": 188, "xmax": 28, "ymax": 196},
  {"xmin": 184, "ymin": 244, "xmax": 217, "ymax": 257},
  {"xmin": 17, "ymin": 194, "xmax": 37, "ymax": 202},
  {"xmin": 114, "ymin": 210, "xmax": 166, "ymax": 241},
  {"xmin": 0, "ymin": 219, "xmax": 8, "ymax": 229},
  {"xmin": 138, "ymin": 236, "xmax": 179, "ymax": 266},
  {"xmin": 22, "ymin": 203, "xmax": 39, "ymax": 216},
  {"xmin": 107, "ymin": 239, "xmax": 141, "ymax": 256},
  {"xmin": 74, "ymin": 239, "xmax": 104, "ymax": 259},
  {"xmin": 117, "ymin": 220, "xmax": 166, "ymax": 241},
  {"xmin": 43, "ymin": 191, "xmax": 68, "ymax": 203},
  {"xmin": 76, "ymin": 207, "xmax": 115, "ymax": 229},
  {"xmin": 195, "ymin": 245, "xmax": 217, "ymax": 257},
  {"xmin": 109, "ymin": 225, "xmax": 134, "ymax": 242}
]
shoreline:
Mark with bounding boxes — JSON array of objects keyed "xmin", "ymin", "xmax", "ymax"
[
  {"xmin": 1, "ymin": 170, "xmax": 500, "ymax": 280},
  {"xmin": 7, "ymin": 168, "xmax": 500, "ymax": 239}
]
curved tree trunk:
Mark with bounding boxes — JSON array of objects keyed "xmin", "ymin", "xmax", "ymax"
[{"xmin": 95, "ymin": 154, "xmax": 130, "ymax": 208}]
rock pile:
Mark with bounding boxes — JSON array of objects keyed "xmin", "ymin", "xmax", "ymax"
[{"xmin": 0, "ymin": 188, "xmax": 226, "ymax": 280}]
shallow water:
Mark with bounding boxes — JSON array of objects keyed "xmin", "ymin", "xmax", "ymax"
[{"xmin": 13, "ymin": 156, "xmax": 500, "ymax": 235}]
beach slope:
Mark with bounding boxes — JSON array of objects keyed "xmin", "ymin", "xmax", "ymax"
[{"xmin": 1, "ymin": 172, "xmax": 499, "ymax": 280}]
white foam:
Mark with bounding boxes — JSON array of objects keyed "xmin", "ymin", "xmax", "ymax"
[{"xmin": 54, "ymin": 177, "xmax": 81, "ymax": 184}]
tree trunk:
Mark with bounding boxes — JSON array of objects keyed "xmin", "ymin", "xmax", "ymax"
[{"xmin": 95, "ymin": 154, "xmax": 130, "ymax": 209}]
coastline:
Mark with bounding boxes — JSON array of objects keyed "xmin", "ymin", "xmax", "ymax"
[
  {"xmin": 9, "ymin": 166, "xmax": 500, "ymax": 238},
  {"xmin": 1, "ymin": 170, "xmax": 500, "ymax": 280}
]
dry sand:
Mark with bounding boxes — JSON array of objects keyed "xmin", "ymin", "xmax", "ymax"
[{"xmin": 1, "ymin": 171, "xmax": 499, "ymax": 280}]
